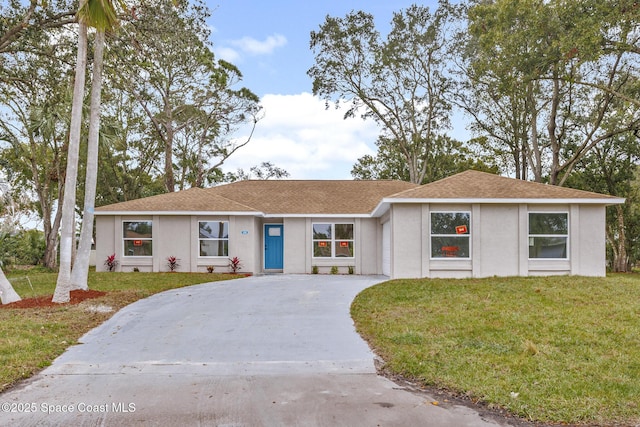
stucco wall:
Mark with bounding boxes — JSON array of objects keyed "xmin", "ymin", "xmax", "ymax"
[
  {"xmin": 95, "ymin": 216, "xmax": 116, "ymax": 272},
  {"xmin": 357, "ymin": 218, "xmax": 380, "ymax": 275},
  {"xmin": 156, "ymin": 216, "xmax": 191, "ymax": 272},
  {"xmin": 476, "ymin": 205, "xmax": 520, "ymax": 277},
  {"xmin": 391, "ymin": 205, "xmax": 423, "ymax": 278},
  {"xmin": 283, "ymin": 218, "xmax": 306, "ymax": 273},
  {"xmin": 574, "ymin": 205, "xmax": 607, "ymax": 276},
  {"xmin": 388, "ymin": 203, "xmax": 608, "ymax": 279}
]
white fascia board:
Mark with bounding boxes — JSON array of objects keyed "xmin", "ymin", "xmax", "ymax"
[
  {"xmin": 383, "ymin": 197, "xmax": 626, "ymax": 205},
  {"xmin": 371, "ymin": 201, "xmax": 390, "ymax": 218},
  {"xmin": 264, "ymin": 213, "xmax": 372, "ymax": 218},
  {"xmin": 94, "ymin": 211, "xmax": 264, "ymax": 216}
]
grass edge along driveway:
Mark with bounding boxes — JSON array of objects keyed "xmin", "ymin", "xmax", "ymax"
[
  {"xmin": 351, "ymin": 274, "xmax": 640, "ymax": 426},
  {"xmin": 0, "ymin": 271, "xmax": 241, "ymax": 393}
]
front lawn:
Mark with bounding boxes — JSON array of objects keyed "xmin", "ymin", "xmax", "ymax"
[
  {"xmin": 351, "ymin": 275, "xmax": 640, "ymax": 426},
  {"xmin": 0, "ymin": 271, "xmax": 241, "ymax": 392}
]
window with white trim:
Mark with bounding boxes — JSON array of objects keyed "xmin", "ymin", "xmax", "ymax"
[
  {"xmin": 312, "ymin": 223, "xmax": 354, "ymax": 258},
  {"xmin": 199, "ymin": 221, "xmax": 229, "ymax": 257},
  {"xmin": 123, "ymin": 221, "xmax": 153, "ymax": 256},
  {"xmin": 430, "ymin": 212, "xmax": 470, "ymax": 258},
  {"xmin": 529, "ymin": 213, "xmax": 568, "ymax": 259}
]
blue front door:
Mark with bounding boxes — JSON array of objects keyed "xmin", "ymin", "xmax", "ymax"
[{"xmin": 264, "ymin": 224, "xmax": 284, "ymax": 269}]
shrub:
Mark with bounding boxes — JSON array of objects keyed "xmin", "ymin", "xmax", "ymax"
[
  {"xmin": 330, "ymin": 266, "xmax": 338, "ymax": 274},
  {"xmin": 228, "ymin": 256, "xmax": 242, "ymax": 273},
  {"xmin": 312, "ymin": 265, "xmax": 319, "ymax": 274},
  {"xmin": 348, "ymin": 265, "xmax": 354, "ymax": 274},
  {"xmin": 206, "ymin": 266, "xmax": 215, "ymax": 273},
  {"xmin": 104, "ymin": 253, "xmax": 118, "ymax": 272},
  {"xmin": 166, "ymin": 256, "xmax": 180, "ymax": 272}
]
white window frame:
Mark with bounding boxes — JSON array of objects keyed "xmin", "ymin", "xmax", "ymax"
[
  {"xmin": 528, "ymin": 212, "xmax": 569, "ymax": 260},
  {"xmin": 123, "ymin": 220, "xmax": 153, "ymax": 257},
  {"xmin": 312, "ymin": 222, "xmax": 355, "ymax": 259},
  {"xmin": 198, "ymin": 220, "xmax": 229, "ymax": 258},
  {"xmin": 429, "ymin": 211, "xmax": 471, "ymax": 259}
]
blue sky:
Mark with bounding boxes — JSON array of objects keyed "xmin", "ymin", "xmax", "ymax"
[{"xmin": 205, "ymin": 0, "xmax": 465, "ymax": 179}]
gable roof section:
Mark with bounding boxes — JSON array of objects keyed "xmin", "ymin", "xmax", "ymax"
[
  {"xmin": 384, "ymin": 170, "xmax": 624, "ymax": 204},
  {"xmin": 95, "ymin": 187, "xmax": 259, "ymax": 215},
  {"xmin": 95, "ymin": 180, "xmax": 419, "ymax": 216}
]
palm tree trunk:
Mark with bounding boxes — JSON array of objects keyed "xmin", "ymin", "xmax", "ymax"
[
  {"xmin": 53, "ymin": 21, "xmax": 88, "ymax": 303},
  {"xmin": 0, "ymin": 266, "xmax": 20, "ymax": 305},
  {"xmin": 71, "ymin": 29, "xmax": 105, "ymax": 291}
]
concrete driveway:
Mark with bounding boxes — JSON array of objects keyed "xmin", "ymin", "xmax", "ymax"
[{"xmin": 1, "ymin": 275, "xmax": 513, "ymax": 426}]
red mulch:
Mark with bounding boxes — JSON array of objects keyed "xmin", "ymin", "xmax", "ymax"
[{"xmin": 1, "ymin": 289, "xmax": 107, "ymax": 309}]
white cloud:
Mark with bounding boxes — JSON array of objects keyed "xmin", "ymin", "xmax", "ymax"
[
  {"xmin": 230, "ymin": 34, "xmax": 287, "ymax": 55},
  {"xmin": 215, "ymin": 46, "xmax": 241, "ymax": 63},
  {"xmin": 223, "ymin": 93, "xmax": 380, "ymax": 179}
]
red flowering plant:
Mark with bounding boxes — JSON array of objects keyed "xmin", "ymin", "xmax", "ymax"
[
  {"xmin": 228, "ymin": 256, "xmax": 242, "ymax": 273},
  {"xmin": 104, "ymin": 253, "xmax": 118, "ymax": 272},
  {"xmin": 166, "ymin": 256, "xmax": 180, "ymax": 272}
]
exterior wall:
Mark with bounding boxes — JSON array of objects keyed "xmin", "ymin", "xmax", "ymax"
[
  {"xmin": 96, "ymin": 202, "xmax": 608, "ymax": 278},
  {"xmin": 574, "ymin": 205, "xmax": 607, "ymax": 276},
  {"xmin": 390, "ymin": 204, "xmax": 424, "ymax": 278},
  {"xmin": 96, "ymin": 214, "xmax": 260, "ymax": 273},
  {"xmin": 157, "ymin": 216, "xmax": 191, "ymax": 272},
  {"xmin": 279, "ymin": 217, "xmax": 379, "ymax": 275},
  {"xmin": 358, "ymin": 218, "xmax": 379, "ymax": 275},
  {"xmin": 95, "ymin": 216, "xmax": 116, "ymax": 272},
  {"xmin": 476, "ymin": 205, "xmax": 520, "ymax": 277},
  {"xmin": 389, "ymin": 202, "xmax": 608, "ymax": 279},
  {"xmin": 283, "ymin": 218, "xmax": 305, "ymax": 274},
  {"xmin": 227, "ymin": 216, "xmax": 258, "ymax": 274}
]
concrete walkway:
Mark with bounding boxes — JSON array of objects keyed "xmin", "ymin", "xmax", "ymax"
[{"xmin": 1, "ymin": 275, "xmax": 513, "ymax": 426}]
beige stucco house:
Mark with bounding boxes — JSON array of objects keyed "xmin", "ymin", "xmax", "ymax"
[{"xmin": 94, "ymin": 170, "xmax": 624, "ymax": 278}]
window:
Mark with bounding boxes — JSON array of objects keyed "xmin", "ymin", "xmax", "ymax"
[
  {"xmin": 199, "ymin": 221, "xmax": 229, "ymax": 257},
  {"xmin": 529, "ymin": 213, "xmax": 568, "ymax": 259},
  {"xmin": 430, "ymin": 212, "xmax": 470, "ymax": 258},
  {"xmin": 312, "ymin": 223, "xmax": 354, "ymax": 258},
  {"xmin": 123, "ymin": 221, "xmax": 152, "ymax": 256}
]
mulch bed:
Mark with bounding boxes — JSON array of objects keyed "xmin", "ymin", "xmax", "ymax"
[{"xmin": 1, "ymin": 289, "xmax": 107, "ymax": 309}]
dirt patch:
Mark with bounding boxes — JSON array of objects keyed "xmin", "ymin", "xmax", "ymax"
[{"xmin": 1, "ymin": 289, "xmax": 107, "ymax": 309}]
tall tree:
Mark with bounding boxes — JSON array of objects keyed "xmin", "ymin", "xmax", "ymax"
[
  {"xmin": 70, "ymin": 0, "xmax": 118, "ymax": 291},
  {"xmin": 308, "ymin": 2, "xmax": 459, "ymax": 184},
  {"xmin": 0, "ymin": 16, "xmax": 74, "ymax": 269},
  {"xmin": 463, "ymin": 0, "xmax": 640, "ymax": 185},
  {"xmin": 351, "ymin": 135, "xmax": 498, "ymax": 183},
  {"xmin": 0, "ymin": 0, "xmax": 75, "ymax": 56},
  {"xmin": 52, "ymin": 19, "xmax": 87, "ymax": 302},
  {"xmin": 565, "ymin": 109, "xmax": 640, "ymax": 272},
  {"xmin": 0, "ymin": 1, "xmax": 77, "ymax": 276},
  {"xmin": 225, "ymin": 161, "xmax": 290, "ymax": 182},
  {"xmin": 109, "ymin": 0, "xmax": 260, "ymax": 192}
]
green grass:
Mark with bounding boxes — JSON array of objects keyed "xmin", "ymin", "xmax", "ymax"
[
  {"xmin": 351, "ymin": 275, "xmax": 640, "ymax": 426},
  {"xmin": 0, "ymin": 270, "xmax": 242, "ymax": 392}
]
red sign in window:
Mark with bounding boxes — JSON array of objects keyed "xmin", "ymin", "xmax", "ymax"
[
  {"xmin": 318, "ymin": 242, "xmax": 327, "ymax": 247},
  {"xmin": 340, "ymin": 242, "xmax": 349, "ymax": 247},
  {"xmin": 455, "ymin": 225, "xmax": 468, "ymax": 234},
  {"xmin": 133, "ymin": 240, "xmax": 143, "ymax": 246}
]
